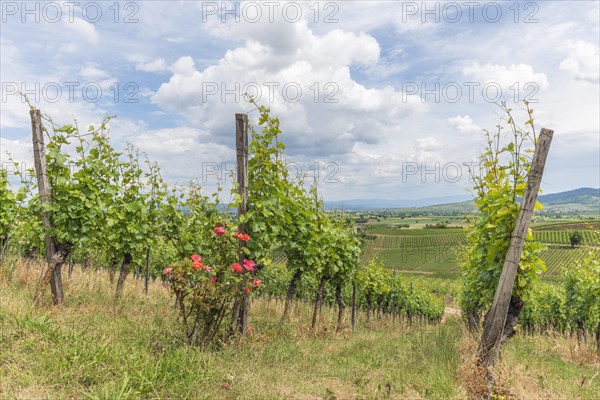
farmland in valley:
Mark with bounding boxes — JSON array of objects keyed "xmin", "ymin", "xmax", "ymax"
[{"xmin": 360, "ymin": 217, "xmax": 600, "ymax": 279}]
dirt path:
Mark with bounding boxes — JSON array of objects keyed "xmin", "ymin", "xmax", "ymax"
[{"xmin": 442, "ymin": 306, "xmax": 462, "ymax": 323}]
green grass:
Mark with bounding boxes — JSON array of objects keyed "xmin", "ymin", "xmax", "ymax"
[
  {"xmin": 1, "ymin": 260, "xmax": 598, "ymax": 399},
  {"xmin": 502, "ymin": 335, "xmax": 600, "ymax": 399}
]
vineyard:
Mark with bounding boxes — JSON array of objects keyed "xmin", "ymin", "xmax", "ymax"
[
  {"xmin": 521, "ymin": 251, "xmax": 600, "ymax": 342},
  {"xmin": 0, "ymin": 105, "xmax": 450, "ymax": 337},
  {"xmin": 360, "ymin": 226, "xmax": 599, "ymax": 278},
  {"xmin": 371, "ymin": 232, "xmax": 468, "ymax": 248},
  {"xmin": 534, "ymin": 229, "xmax": 599, "ymax": 246},
  {"xmin": 2, "ymin": 0, "xmax": 600, "ymax": 396},
  {"xmin": 1, "ymin": 104, "xmax": 599, "ymax": 399},
  {"xmin": 364, "ymin": 226, "xmax": 465, "ymax": 235},
  {"xmin": 540, "ymin": 247, "xmax": 600, "ymax": 275}
]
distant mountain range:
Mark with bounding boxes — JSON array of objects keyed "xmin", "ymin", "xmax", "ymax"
[
  {"xmin": 536, "ymin": 187, "xmax": 600, "ymax": 213},
  {"xmin": 325, "ymin": 187, "xmax": 600, "ymax": 214},
  {"xmin": 324, "ymin": 195, "xmax": 471, "ymax": 210},
  {"xmin": 538, "ymin": 187, "xmax": 599, "ymax": 205}
]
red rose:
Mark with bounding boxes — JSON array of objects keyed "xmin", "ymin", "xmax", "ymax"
[
  {"xmin": 210, "ymin": 277, "xmax": 217, "ymax": 283},
  {"xmin": 243, "ymin": 259, "xmax": 256, "ymax": 271},
  {"xmin": 192, "ymin": 261, "xmax": 203, "ymax": 270},
  {"xmin": 190, "ymin": 254, "xmax": 202, "ymax": 262},
  {"xmin": 244, "ymin": 287, "xmax": 251, "ymax": 294},
  {"xmin": 252, "ymin": 279, "xmax": 262, "ymax": 288},
  {"xmin": 162, "ymin": 267, "xmax": 173, "ymax": 275},
  {"xmin": 237, "ymin": 233, "xmax": 251, "ymax": 241},
  {"xmin": 230, "ymin": 263, "xmax": 243, "ymax": 273},
  {"xmin": 214, "ymin": 226, "xmax": 226, "ymax": 235}
]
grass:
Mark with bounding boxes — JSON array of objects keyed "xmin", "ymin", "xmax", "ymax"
[
  {"xmin": 1, "ymin": 258, "xmax": 598, "ymax": 399},
  {"xmin": 501, "ymin": 335, "xmax": 600, "ymax": 399},
  {"xmin": 458, "ymin": 331, "xmax": 600, "ymax": 400}
]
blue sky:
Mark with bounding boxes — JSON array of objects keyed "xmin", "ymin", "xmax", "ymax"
[{"xmin": 1, "ymin": 1, "xmax": 599, "ymax": 202}]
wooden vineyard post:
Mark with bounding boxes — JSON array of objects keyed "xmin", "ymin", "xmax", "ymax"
[
  {"xmin": 236, "ymin": 113, "xmax": 250, "ymax": 335},
  {"xmin": 68, "ymin": 253, "xmax": 73, "ymax": 279},
  {"xmin": 351, "ymin": 284, "xmax": 357, "ymax": 332},
  {"xmin": 478, "ymin": 128, "xmax": 554, "ymax": 367},
  {"xmin": 31, "ymin": 108, "xmax": 66, "ymax": 306},
  {"xmin": 144, "ymin": 245, "xmax": 150, "ymax": 296}
]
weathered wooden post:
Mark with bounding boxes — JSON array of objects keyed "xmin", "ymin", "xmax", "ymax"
[
  {"xmin": 144, "ymin": 245, "xmax": 151, "ymax": 296},
  {"xmin": 31, "ymin": 108, "xmax": 66, "ymax": 305},
  {"xmin": 478, "ymin": 128, "xmax": 554, "ymax": 366},
  {"xmin": 351, "ymin": 284, "xmax": 357, "ymax": 332},
  {"xmin": 236, "ymin": 113, "xmax": 250, "ymax": 335},
  {"xmin": 68, "ymin": 253, "xmax": 74, "ymax": 279}
]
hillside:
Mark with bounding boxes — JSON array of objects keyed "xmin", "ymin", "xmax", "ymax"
[
  {"xmin": 330, "ymin": 188, "xmax": 600, "ymax": 215},
  {"xmin": 1, "ymin": 261, "xmax": 598, "ymax": 399},
  {"xmin": 537, "ymin": 187, "xmax": 600, "ymax": 213}
]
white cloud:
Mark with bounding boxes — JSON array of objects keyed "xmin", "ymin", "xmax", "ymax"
[
  {"xmin": 411, "ymin": 137, "xmax": 443, "ymax": 162},
  {"xmin": 559, "ymin": 41, "xmax": 600, "ymax": 83},
  {"xmin": 1, "ymin": 1, "xmax": 598, "ymax": 200},
  {"xmin": 134, "ymin": 127, "xmax": 209, "ymax": 155},
  {"xmin": 298, "ymin": 29, "xmax": 380, "ymax": 67},
  {"xmin": 65, "ymin": 18, "xmax": 99, "ymax": 44},
  {"xmin": 170, "ymin": 57, "xmax": 197, "ymax": 75},
  {"xmin": 462, "ymin": 63, "xmax": 549, "ymax": 93},
  {"xmin": 80, "ymin": 64, "xmax": 110, "ymax": 80},
  {"xmin": 136, "ymin": 58, "xmax": 169, "ymax": 73},
  {"xmin": 131, "ymin": 127, "xmax": 235, "ymax": 185},
  {"xmin": 448, "ymin": 115, "xmax": 481, "ymax": 135},
  {"xmin": 0, "ymin": 137, "xmax": 33, "ymax": 169},
  {"xmin": 150, "ymin": 22, "xmax": 421, "ymax": 157},
  {"xmin": 415, "ymin": 137, "xmax": 442, "ymax": 151}
]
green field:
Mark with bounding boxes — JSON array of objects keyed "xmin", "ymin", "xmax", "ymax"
[
  {"xmin": 532, "ymin": 220, "xmax": 600, "ymax": 230},
  {"xmin": 366, "ymin": 216, "xmax": 467, "ymax": 229},
  {"xmin": 366, "ymin": 226, "xmax": 465, "ymax": 235},
  {"xmin": 362, "ymin": 220, "xmax": 600, "ymax": 279}
]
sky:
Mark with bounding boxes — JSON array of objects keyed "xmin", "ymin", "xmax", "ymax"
[{"xmin": 1, "ymin": 0, "xmax": 599, "ymax": 202}]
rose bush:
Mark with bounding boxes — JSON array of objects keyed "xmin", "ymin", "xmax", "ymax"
[{"xmin": 164, "ymin": 225, "xmax": 262, "ymax": 346}]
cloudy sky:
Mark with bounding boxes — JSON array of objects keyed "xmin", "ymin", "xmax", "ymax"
[{"xmin": 1, "ymin": 0, "xmax": 599, "ymax": 202}]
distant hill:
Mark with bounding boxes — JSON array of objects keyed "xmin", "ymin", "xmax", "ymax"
[
  {"xmin": 324, "ymin": 195, "xmax": 470, "ymax": 210},
  {"xmin": 326, "ymin": 188, "xmax": 600, "ymax": 214},
  {"xmin": 534, "ymin": 187, "xmax": 599, "ymax": 214},
  {"xmin": 538, "ymin": 187, "xmax": 599, "ymax": 207}
]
